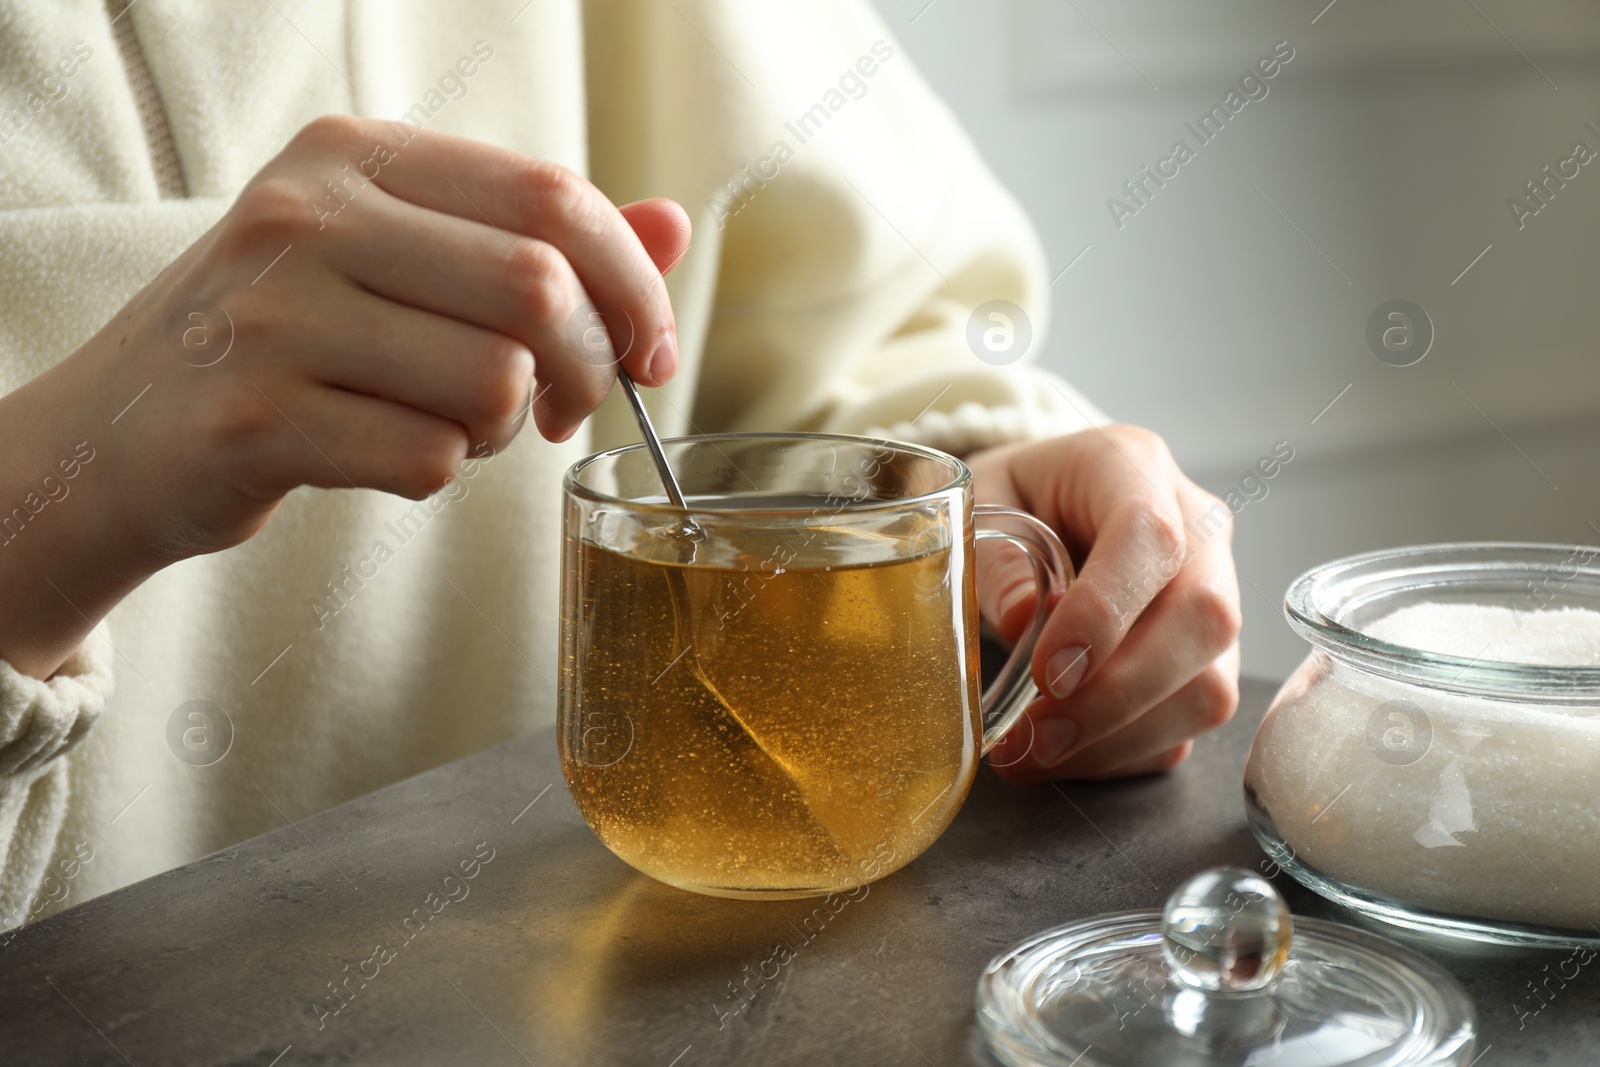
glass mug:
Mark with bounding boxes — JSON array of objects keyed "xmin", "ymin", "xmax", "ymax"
[{"xmin": 559, "ymin": 433, "xmax": 1072, "ymax": 898}]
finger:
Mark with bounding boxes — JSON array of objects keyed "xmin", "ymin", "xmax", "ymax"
[
  {"xmin": 1008, "ymin": 480, "xmax": 1242, "ymax": 769},
  {"xmin": 1023, "ymin": 430, "xmax": 1188, "ymax": 702},
  {"xmin": 976, "ymin": 534, "xmax": 1053, "ymax": 635},
  {"xmin": 245, "ymin": 380, "xmax": 469, "ymax": 500},
  {"xmin": 987, "ymin": 711, "xmax": 1037, "ymax": 772},
  {"xmin": 619, "ymin": 198, "xmax": 693, "ymax": 275},
  {"xmin": 968, "ymin": 443, "xmax": 1045, "ymax": 636},
  {"xmin": 995, "ymin": 649, "xmax": 1240, "ymax": 784},
  {"xmin": 280, "ymin": 281, "xmax": 534, "ymax": 453},
  {"xmin": 1066, "ymin": 657, "xmax": 1238, "ymax": 780},
  {"xmin": 320, "ymin": 191, "xmax": 602, "ymax": 441},
  {"xmin": 352, "ymin": 123, "xmax": 677, "ymax": 387}
]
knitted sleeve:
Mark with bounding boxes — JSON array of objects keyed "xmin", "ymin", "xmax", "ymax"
[
  {"xmin": 582, "ymin": 0, "xmax": 1120, "ymax": 454},
  {"xmin": 639, "ymin": 0, "xmax": 1113, "ymax": 452},
  {"xmin": 0, "ymin": 628, "xmax": 114, "ymax": 931}
]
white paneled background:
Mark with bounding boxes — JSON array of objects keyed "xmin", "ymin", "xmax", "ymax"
[{"xmin": 870, "ymin": 0, "xmax": 1600, "ymax": 678}]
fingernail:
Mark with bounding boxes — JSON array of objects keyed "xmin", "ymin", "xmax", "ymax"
[
  {"xmin": 998, "ymin": 584, "xmax": 1032, "ymax": 622},
  {"xmin": 1033, "ymin": 715, "xmax": 1078, "ymax": 767},
  {"xmin": 1046, "ymin": 646, "xmax": 1089, "ymax": 699},
  {"xmin": 648, "ymin": 328, "xmax": 678, "ymax": 384}
]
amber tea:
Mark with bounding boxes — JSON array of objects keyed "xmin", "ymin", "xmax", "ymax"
[
  {"xmin": 559, "ymin": 433, "xmax": 1070, "ymax": 899},
  {"xmin": 561, "ymin": 519, "xmax": 981, "ymax": 898}
]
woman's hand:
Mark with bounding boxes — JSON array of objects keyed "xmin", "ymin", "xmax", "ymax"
[
  {"xmin": 100, "ymin": 114, "xmax": 689, "ymax": 557},
  {"xmin": 968, "ymin": 426, "xmax": 1243, "ymax": 781},
  {"xmin": 0, "ymin": 114, "xmax": 690, "ymax": 678}
]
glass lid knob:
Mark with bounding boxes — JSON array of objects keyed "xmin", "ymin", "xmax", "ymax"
[{"xmin": 1160, "ymin": 866, "xmax": 1291, "ymax": 993}]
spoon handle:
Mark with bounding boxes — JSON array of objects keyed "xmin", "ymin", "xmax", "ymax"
[{"xmin": 616, "ymin": 370, "xmax": 692, "ymax": 511}]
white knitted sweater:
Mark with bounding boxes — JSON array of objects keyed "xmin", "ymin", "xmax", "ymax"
[{"xmin": 0, "ymin": 0, "xmax": 1105, "ymax": 925}]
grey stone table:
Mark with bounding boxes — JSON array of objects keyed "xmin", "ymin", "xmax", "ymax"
[{"xmin": 1, "ymin": 678, "xmax": 1593, "ymax": 1065}]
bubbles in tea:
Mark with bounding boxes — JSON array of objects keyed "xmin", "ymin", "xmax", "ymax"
[{"xmin": 560, "ymin": 518, "xmax": 980, "ymax": 898}]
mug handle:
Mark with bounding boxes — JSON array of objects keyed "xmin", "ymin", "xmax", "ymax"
[{"xmin": 973, "ymin": 504, "xmax": 1074, "ymax": 759}]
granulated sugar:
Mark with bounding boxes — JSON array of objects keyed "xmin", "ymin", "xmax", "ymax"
[
  {"xmin": 1365, "ymin": 602, "xmax": 1600, "ymax": 666},
  {"xmin": 1246, "ymin": 604, "xmax": 1600, "ymax": 932}
]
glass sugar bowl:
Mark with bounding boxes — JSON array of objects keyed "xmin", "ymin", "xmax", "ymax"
[{"xmin": 1245, "ymin": 542, "xmax": 1600, "ymax": 948}]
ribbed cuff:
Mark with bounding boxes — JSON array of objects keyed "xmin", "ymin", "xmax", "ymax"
[
  {"xmin": 862, "ymin": 371, "xmax": 1111, "ymax": 459},
  {"xmin": 0, "ymin": 624, "xmax": 115, "ymax": 779}
]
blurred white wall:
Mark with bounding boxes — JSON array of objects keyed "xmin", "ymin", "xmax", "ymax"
[{"xmin": 870, "ymin": 0, "xmax": 1600, "ymax": 678}]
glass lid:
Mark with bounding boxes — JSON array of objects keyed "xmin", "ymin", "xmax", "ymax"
[{"xmin": 977, "ymin": 867, "xmax": 1477, "ymax": 1067}]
